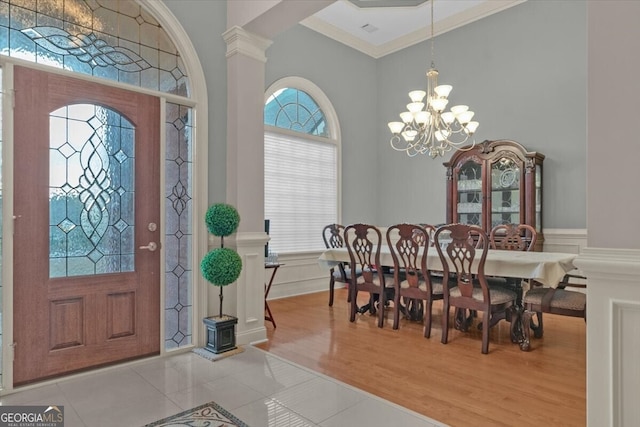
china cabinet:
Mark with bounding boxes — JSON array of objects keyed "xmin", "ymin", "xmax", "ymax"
[{"xmin": 443, "ymin": 140, "xmax": 544, "ymax": 250}]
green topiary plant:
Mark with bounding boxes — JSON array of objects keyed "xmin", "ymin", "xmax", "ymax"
[
  {"xmin": 201, "ymin": 203, "xmax": 242, "ymax": 318},
  {"xmin": 201, "ymin": 248, "xmax": 242, "ymax": 287},
  {"xmin": 205, "ymin": 203, "xmax": 240, "ymax": 237}
]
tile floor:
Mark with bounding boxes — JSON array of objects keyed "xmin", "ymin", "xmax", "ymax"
[{"xmin": 0, "ymin": 346, "xmax": 447, "ymax": 427}]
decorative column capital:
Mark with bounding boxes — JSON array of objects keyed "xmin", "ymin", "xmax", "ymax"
[{"xmin": 222, "ymin": 26, "xmax": 272, "ymax": 63}]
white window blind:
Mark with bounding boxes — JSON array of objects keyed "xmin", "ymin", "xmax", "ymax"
[{"xmin": 265, "ymin": 131, "xmax": 338, "ymax": 253}]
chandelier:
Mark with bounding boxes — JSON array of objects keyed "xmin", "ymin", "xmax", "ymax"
[{"xmin": 387, "ymin": 0, "xmax": 479, "ymax": 158}]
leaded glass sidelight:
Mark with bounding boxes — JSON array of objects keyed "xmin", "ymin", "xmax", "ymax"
[
  {"xmin": 164, "ymin": 102, "xmax": 193, "ymax": 349},
  {"xmin": 49, "ymin": 104, "xmax": 135, "ymax": 278}
]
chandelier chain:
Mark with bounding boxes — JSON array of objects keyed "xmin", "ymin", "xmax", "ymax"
[{"xmin": 430, "ymin": 0, "xmax": 435, "ymax": 69}]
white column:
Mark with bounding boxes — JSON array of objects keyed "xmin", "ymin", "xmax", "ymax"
[
  {"xmin": 575, "ymin": 250, "xmax": 640, "ymax": 427},
  {"xmin": 583, "ymin": 2, "xmax": 640, "ymax": 425},
  {"xmin": 222, "ymin": 26, "xmax": 272, "ymax": 346}
]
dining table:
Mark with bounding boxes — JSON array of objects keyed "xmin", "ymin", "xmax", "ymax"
[
  {"xmin": 318, "ymin": 246, "xmax": 578, "ymax": 288},
  {"xmin": 319, "ymin": 245, "xmax": 579, "ymax": 347}
]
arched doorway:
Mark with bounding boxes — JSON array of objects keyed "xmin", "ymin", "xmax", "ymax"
[{"xmin": 0, "ymin": 0, "xmax": 208, "ymax": 390}]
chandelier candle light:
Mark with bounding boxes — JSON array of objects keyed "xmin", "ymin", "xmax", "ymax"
[{"xmin": 388, "ymin": 0, "xmax": 479, "ymax": 158}]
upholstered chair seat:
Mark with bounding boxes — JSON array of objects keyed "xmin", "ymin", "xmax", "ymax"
[
  {"xmin": 449, "ymin": 286, "xmax": 517, "ymax": 305},
  {"xmin": 520, "ymin": 274, "xmax": 587, "ymax": 351},
  {"xmin": 523, "ymin": 287, "xmax": 586, "ymax": 311},
  {"xmin": 399, "ymin": 279, "xmax": 443, "ymax": 295}
]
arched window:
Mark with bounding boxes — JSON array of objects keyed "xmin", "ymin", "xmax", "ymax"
[{"xmin": 264, "ymin": 77, "xmax": 340, "ymax": 253}]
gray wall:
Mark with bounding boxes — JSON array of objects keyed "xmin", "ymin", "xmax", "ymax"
[
  {"xmin": 267, "ymin": 0, "xmax": 587, "ymax": 229},
  {"xmin": 163, "ymin": 0, "xmax": 587, "ymax": 230},
  {"xmin": 375, "ymin": 0, "xmax": 587, "ymax": 228}
]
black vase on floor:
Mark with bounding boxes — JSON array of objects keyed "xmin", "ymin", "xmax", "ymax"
[{"xmin": 203, "ymin": 315, "xmax": 238, "ymax": 354}]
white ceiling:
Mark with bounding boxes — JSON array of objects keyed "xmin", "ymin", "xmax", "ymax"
[{"xmin": 301, "ymin": 0, "xmax": 526, "ymax": 58}]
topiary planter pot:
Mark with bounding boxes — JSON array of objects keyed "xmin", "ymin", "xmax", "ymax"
[
  {"xmin": 203, "ymin": 315, "xmax": 238, "ymax": 354},
  {"xmin": 201, "ymin": 203, "xmax": 242, "ymax": 354}
]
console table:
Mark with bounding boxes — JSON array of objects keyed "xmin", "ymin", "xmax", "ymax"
[{"xmin": 264, "ymin": 262, "xmax": 283, "ymax": 327}]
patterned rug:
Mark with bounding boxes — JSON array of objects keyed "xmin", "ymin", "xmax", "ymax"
[{"xmin": 144, "ymin": 401, "xmax": 249, "ymax": 427}]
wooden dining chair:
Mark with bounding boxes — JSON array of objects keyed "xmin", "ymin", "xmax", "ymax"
[
  {"xmin": 520, "ymin": 273, "xmax": 586, "ymax": 351},
  {"xmin": 322, "ymin": 223, "xmax": 361, "ymax": 306},
  {"xmin": 489, "ymin": 223, "xmax": 537, "ymax": 251},
  {"xmin": 487, "ymin": 223, "xmax": 539, "ymax": 301},
  {"xmin": 386, "ymin": 224, "xmax": 443, "ymax": 337},
  {"xmin": 414, "ymin": 223, "xmax": 437, "ymax": 247},
  {"xmin": 344, "ymin": 223, "xmax": 394, "ymax": 328},
  {"xmin": 434, "ymin": 223, "xmax": 518, "ymax": 354}
]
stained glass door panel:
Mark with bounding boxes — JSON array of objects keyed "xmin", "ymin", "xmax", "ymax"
[
  {"xmin": 49, "ymin": 104, "xmax": 135, "ymax": 278},
  {"xmin": 13, "ymin": 66, "xmax": 160, "ymax": 385}
]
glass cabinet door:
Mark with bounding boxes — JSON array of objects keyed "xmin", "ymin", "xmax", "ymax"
[
  {"xmin": 456, "ymin": 160, "xmax": 483, "ymax": 226},
  {"xmin": 489, "ymin": 156, "xmax": 522, "ymax": 227}
]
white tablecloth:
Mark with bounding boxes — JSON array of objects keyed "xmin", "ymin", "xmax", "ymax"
[{"xmin": 318, "ymin": 247, "xmax": 577, "ymax": 287}]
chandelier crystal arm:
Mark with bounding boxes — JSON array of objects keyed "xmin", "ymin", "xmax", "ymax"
[{"xmin": 387, "ymin": 0, "xmax": 479, "ymax": 158}]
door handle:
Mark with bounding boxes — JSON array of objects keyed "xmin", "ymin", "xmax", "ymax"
[{"xmin": 139, "ymin": 242, "xmax": 158, "ymax": 251}]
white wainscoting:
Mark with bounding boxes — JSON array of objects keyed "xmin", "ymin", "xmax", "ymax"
[
  {"xmin": 264, "ymin": 251, "xmax": 330, "ymax": 300},
  {"xmin": 542, "ymin": 228, "xmax": 587, "ymax": 254},
  {"xmin": 266, "ymin": 228, "xmax": 588, "ymax": 301},
  {"xmin": 575, "ymin": 248, "xmax": 640, "ymax": 427}
]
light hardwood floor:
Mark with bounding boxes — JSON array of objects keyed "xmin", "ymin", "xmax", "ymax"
[{"xmin": 256, "ymin": 287, "xmax": 586, "ymax": 427}]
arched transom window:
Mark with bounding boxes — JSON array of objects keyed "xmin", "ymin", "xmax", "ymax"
[
  {"xmin": 265, "ymin": 88, "xmax": 328, "ymax": 137},
  {"xmin": 0, "ymin": 0, "xmax": 189, "ymax": 95}
]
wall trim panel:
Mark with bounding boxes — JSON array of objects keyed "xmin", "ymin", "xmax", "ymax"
[
  {"xmin": 542, "ymin": 228, "xmax": 587, "ymax": 254},
  {"xmin": 575, "ymin": 247, "xmax": 640, "ymax": 427},
  {"xmin": 612, "ymin": 300, "xmax": 640, "ymax": 427}
]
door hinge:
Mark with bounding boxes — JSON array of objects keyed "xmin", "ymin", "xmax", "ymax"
[{"xmin": 10, "ymin": 342, "xmax": 16, "ymax": 361}]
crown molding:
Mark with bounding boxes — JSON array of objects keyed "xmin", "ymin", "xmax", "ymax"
[
  {"xmin": 301, "ymin": 0, "xmax": 526, "ymax": 59},
  {"xmin": 301, "ymin": 15, "xmax": 380, "ymax": 57}
]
